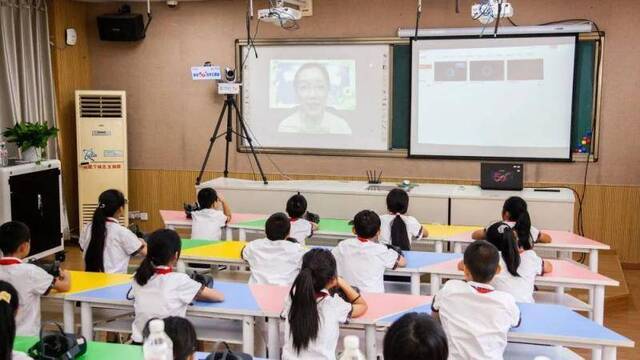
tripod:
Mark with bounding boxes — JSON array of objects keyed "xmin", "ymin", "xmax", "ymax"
[{"xmin": 196, "ymin": 94, "xmax": 268, "ymax": 185}]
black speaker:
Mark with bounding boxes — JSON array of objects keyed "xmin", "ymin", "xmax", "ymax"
[{"xmin": 97, "ymin": 13, "xmax": 146, "ymax": 41}]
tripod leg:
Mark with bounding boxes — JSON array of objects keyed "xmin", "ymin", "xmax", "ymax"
[
  {"xmin": 231, "ymin": 99, "xmax": 268, "ymax": 184},
  {"xmin": 223, "ymin": 97, "xmax": 234, "ymax": 178},
  {"xmin": 196, "ymin": 101, "xmax": 228, "ymax": 185}
]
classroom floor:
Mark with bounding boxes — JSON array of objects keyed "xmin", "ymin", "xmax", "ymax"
[{"xmin": 43, "ymin": 245, "xmax": 640, "ymax": 359}]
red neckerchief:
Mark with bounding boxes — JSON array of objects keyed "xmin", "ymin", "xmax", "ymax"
[
  {"xmin": 357, "ymin": 237, "xmax": 369, "ymax": 243},
  {"xmin": 106, "ymin": 218, "xmax": 118, "ymax": 224},
  {"xmin": 315, "ymin": 292, "xmax": 327, "ymax": 299},
  {"xmin": 0, "ymin": 257, "xmax": 22, "ymax": 265},
  {"xmin": 154, "ymin": 266, "xmax": 173, "ymax": 275},
  {"xmin": 468, "ymin": 281, "xmax": 494, "ymax": 294},
  {"xmin": 290, "ymin": 218, "xmax": 299, "ymax": 222}
]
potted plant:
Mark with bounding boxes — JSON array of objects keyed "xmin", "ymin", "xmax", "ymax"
[{"xmin": 2, "ymin": 122, "xmax": 58, "ymax": 163}]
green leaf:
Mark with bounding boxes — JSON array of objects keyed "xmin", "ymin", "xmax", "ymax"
[{"xmin": 2, "ymin": 122, "xmax": 58, "ymax": 151}]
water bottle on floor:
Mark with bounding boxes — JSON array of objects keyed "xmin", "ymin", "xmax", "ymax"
[
  {"xmin": 339, "ymin": 335, "xmax": 366, "ymax": 360},
  {"xmin": 143, "ymin": 319, "xmax": 173, "ymax": 360}
]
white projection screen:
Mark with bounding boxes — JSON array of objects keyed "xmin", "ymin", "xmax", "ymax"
[
  {"xmin": 240, "ymin": 43, "xmax": 391, "ymax": 152},
  {"xmin": 410, "ymin": 35, "xmax": 577, "ymax": 160}
]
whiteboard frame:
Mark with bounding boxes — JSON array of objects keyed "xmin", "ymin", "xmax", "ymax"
[{"xmin": 235, "ymin": 37, "xmax": 407, "ymax": 158}]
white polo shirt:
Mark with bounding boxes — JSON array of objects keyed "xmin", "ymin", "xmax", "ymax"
[
  {"xmin": 379, "ymin": 214, "xmax": 423, "ymax": 246},
  {"xmin": 79, "ymin": 218, "xmax": 143, "ymax": 274},
  {"xmin": 281, "ymin": 289, "xmax": 352, "ymax": 360},
  {"xmin": 12, "ymin": 351, "xmax": 32, "ymax": 360},
  {"xmin": 491, "ymin": 250, "xmax": 544, "ymax": 303},
  {"xmin": 0, "ymin": 257, "xmax": 54, "ymax": 336},
  {"xmin": 190, "ymin": 208, "xmax": 228, "ymax": 241},
  {"xmin": 131, "ymin": 269, "xmax": 202, "ymax": 342},
  {"xmin": 503, "ymin": 221, "xmax": 541, "ymax": 244},
  {"xmin": 289, "ymin": 218, "xmax": 313, "ymax": 245},
  {"xmin": 432, "ymin": 280, "xmax": 520, "ymax": 360},
  {"xmin": 242, "ymin": 238, "xmax": 306, "ymax": 285},
  {"xmin": 331, "ymin": 238, "xmax": 399, "ymax": 293}
]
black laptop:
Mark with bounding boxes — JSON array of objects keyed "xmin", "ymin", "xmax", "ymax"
[{"xmin": 480, "ymin": 163, "xmax": 524, "ymax": 190}]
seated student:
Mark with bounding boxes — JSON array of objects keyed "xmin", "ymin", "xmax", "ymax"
[
  {"xmin": 485, "ymin": 222, "xmax": 553, "ymax": 303},
  {"xmin": 286, "ymin": 194, "xmax": 318, "ymax": 245},
  {"xmin": 143, "ymin": 317, "xmax": 197, "ymax": 360},
  {"xmin": 190, "ymin": 188, "xmax": 232, "ymax": 241},
  {"xmin": 241, "ymin": 212, "xmax": 306, "ymax": 285},
  {"xmin": 432, "ymin": 240, "xmax": 520, "ymax": 360},
  {"xmin": 0, "ymin": 280, "xmax": 32, "ymax": 360},
  {"xmin": 80, "ymin": 189, "xmax": 147, "ymax": 273},
  {"xmin": 131, "ymin": 229, "xmax": 224, "ymax": 344},
  {"xmin": 0, "ymin": 222, "xmax": 71, "ymax": 336},
  {"xmin": 383, "ymin": 312, "xmax": 448, "ymax": 360},
  {"xmin": 379, "ymin": 188, "xmax": 427, "ymax": 250},
  {"xmin": 472, "ymin": 196, "xmax": 552, "ymax": 246},
  {"xmin": 332, "ymin": 210, "xmax": 407, "ymax": 293},
  {"xmin": 282, "ymin": 248, "xmax": 367, "ymax": 360}
]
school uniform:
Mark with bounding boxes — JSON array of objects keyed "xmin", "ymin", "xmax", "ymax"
[
  {"xmin": 0, "ymin": 257, "xmax": 54, "ymax": 336},
  {"xmin": 241, "ymin": 238, "xmax": 306, "ymax": 285},
  {"xmin": 79, "ymin": 217, "xmax": 143, "ymax": 274},
  {"xmin": 379, "ymin": 214, "xmax": 423, "ymax": 246},
  {"xmin": 12, "ymin": 351, "xmax": 32, "ymax": 360},
  {"xmin": 131, "ymin": 267, "xmax": 203, "ymax": 342},
  {"xmin": 331, "ymin": 237, "xmax": 400, "ymax": 293},
  {"xmin": 501, "ymin": 221, "xmax": 541, "ymax": 244},
  {"xmin": 190, "ymin": 208, "xmax": 228, "ymax": 241},
  {"xmin": 281, "ymin": 289, "xmax": 352, "ymax": 360},
  {"xmin": 491, "ymin": 250, "xmax": 545, "ymax": 303},
  {"xmin": 288, "ymin": 218, "xmax": 313, "ymax": 245},
  {"xmin": 432, "ymin": 280, "xmax": 520, "ymax": 360}
]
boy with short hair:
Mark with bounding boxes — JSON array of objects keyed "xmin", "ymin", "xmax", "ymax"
[
  {"xmin": 0, "ymin": 221, "xmax": 71, "ymax": 335},
  {"xmin": 190, "ymin": 187, "xmax": 232, "ymax": 241},
  {"xmin": 331, "ymin": 210, "xmax": 406, "ymax": 293},
  {"xmin": 241, "ymin": 212, "xmax": 306, "ymax": 285},
  {"xmin": 432, "ymin": 240, "xmax": 520, "ymax": 360}
]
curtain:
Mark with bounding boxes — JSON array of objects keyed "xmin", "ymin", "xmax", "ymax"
[
  {"xmin": 0, "ymin": 0, "xmax": 57, "ymax": 158},
  {"xmin": 0, "ymin": 0, "xmax": 69, "ymax": 237}
]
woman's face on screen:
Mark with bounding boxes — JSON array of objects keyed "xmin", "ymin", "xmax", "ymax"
[{"xmin": 294, "ymin": 67, "xmax": 329, "ymax": 119}]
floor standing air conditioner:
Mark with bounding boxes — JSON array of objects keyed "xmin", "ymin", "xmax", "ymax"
[{"xmin": 75, "ymin": 90, "xmax": 128, "ymax": 228}]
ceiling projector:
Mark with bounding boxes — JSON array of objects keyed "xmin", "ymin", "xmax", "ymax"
[{"xmin": 471, "ymin": 0, "xmax": 514, "ymax": 25}]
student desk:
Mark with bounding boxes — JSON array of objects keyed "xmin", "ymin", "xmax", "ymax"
[
  {"xmin": 159, "ymin": 210, "xmax": 267, "ymax": 239},
  {"xmin": 179, "ymin": 240, "xmax": 463, "ymax": 296},
  {"xmin": 45, "ymin": 271, "xmax": 133, "ymax": 334},
  {"xmin": 229, "ymin": 216, "xmax": 481, "ymax": 248},
  {"xmin": 378, "ymin": 302, "xmax": 634, "ymax": 360},
  {"xmin": 65, "ymin": 281, "xmax": 262, "ymax": 355},
  {"xmin": 444, "ymin": 229, "xmax": 611, "ymax": 272},
  {"xmin": 424, "ymin": 258, "xmax": 618, "ymax": 325}
]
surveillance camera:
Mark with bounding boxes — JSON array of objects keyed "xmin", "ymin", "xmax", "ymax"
[
  {"xmin": 166, "ymin": 0, "xmax": 178, "ymax": 8},
  {"xmin": 224, "ymin": 67, "xmax": 236, "ymax": 82}
]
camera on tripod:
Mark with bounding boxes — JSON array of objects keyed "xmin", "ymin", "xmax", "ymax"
[{"xmin": 218, "ymin": 67, "xmax": 241, "ymax": 95}]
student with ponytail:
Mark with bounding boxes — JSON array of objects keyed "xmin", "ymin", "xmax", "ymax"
[
  {"xmin": 131, "ymin": 229, "xmax": 224, "ymax": 343},
  {"xmin": 486, "ymin": 222, "xmax": 553, "ymax": 303},
  {"xmin": 0, "ymin": 280, "xmax": 31, "ymax": 360},
  {"xmin": 281, "ymin": 248, "xmax": 367, "ymax": 359},
  {"xmin": 80, "ymin": 189, "xmax": 146, "ymax": 273},
  {"xmin": 379, "ymin": 188, "xmax": 427, "ymax": 250},
  {"xmin": 472, "ymin": 196, "xmax": 552, "ymax": 247}
]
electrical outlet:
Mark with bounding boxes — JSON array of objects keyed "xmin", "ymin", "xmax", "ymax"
[
  {"xmin": 140, "ymin": 212, "xmax": 149, "ymax": 221},
  {"xmin": 128, "ymin": 211, "xmax": 141, "ymax": 219}
]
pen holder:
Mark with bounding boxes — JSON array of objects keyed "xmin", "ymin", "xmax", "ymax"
[{"xmin": 366, "ymin": 170, "xmax": 382, "ymax": 184}]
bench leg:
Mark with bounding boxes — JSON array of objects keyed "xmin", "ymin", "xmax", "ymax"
[
  {"xmin": 590, "ymin": 249, "xmax": 599, "ymax": 272},
  {"xmin": 240, "ymin": 229, "xmax": 247, "ymax": 241},
  {"xmin": 411, "ymin": 273, "xmax": 421, "ymax": 295},
  {"xmin": 63, "ymin": 300, "xmax": 75, "ymax": 334},
  {"xmin": 435, "ymin": 241, "xmax": 443, "ymax": 253},
  {"xmin": 602, "ymin": 346, "xmax": 616, "ymax": 360},
  {"xmin": 594, "ymin": 286, "xmax": 605, "ymax": 325},
  {"xmin": 80, "ymin": 302, "xmax": 94, "ymax": 340},
  {"xmin": 365, "ymin": 324, "xmax": 376, "ymax": 360},
  {"xmin": 267, "ymin": 317, "xmax": 280, "ymax": 359},
  {"xmin": 242, "ymin": 316, "xmax": 255, "ymax": 355},
  {"xmin": 430, "ymin": 274, "xmax": 441, "ymax": 296}
]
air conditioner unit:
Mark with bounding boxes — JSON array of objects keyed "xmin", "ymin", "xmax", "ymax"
[{"xmin": 75, "ymin": 90, "xmax": 128, "ymax": 227}]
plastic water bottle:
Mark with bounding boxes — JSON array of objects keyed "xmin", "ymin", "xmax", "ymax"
[
  {"xmin": 0, "ymin": 142, "xmax": 8, "ymax": 167},
  {"xmin": 143, "ymin": 319, "xmax": 173, "ymax": 360},
  {"xmin": 339, "ymin": 335, "xmax": 366, "ymax": 360}
]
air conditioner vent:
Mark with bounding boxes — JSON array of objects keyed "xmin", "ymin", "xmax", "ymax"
[{"xmin": 79, "ymin": 95, "xmax": 123, "ymax": 118}]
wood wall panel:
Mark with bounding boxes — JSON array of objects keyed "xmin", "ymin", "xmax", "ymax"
[
  {"xmin": 128, "ymin": 169, "xmax": 640, "ymax": 264},
  {"xmin": 48, "ymin": 0, "xmax": 92, "ymax": 233}
]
